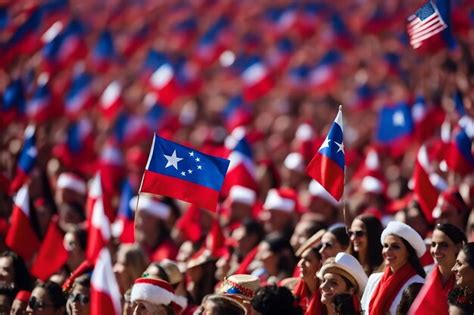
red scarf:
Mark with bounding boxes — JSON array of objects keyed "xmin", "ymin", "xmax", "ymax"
[
  {"xmin": 368, "ymin": 264, "xmax": 417, "ymax": 315},
  {"xmin": 293, "ymin": 278, "xmax": 323, "ymax": 315},
  {"xmin": 408, "ymin": 266, "xmax": 454, "ymax": 315}
]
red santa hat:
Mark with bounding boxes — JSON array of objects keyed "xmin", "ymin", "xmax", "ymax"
[
  {"xmin": 130, "ymin": 195, "xmax": 170, "ymax": 220},
  {"xmin": 14, "ymin": 290, "xmax": 31, "ymax": 303},
  {"xmin": 229, "ymin": 185, "xmax": 256, "ymax": 206},
  {"xmin": 433, "ymin": 187, "xmax": 469, "ymax": 219},
  {"xmin": 263, "ymin": 188, "xmax": 298, "ymax": 213},
  {"xmin": 57, "ymin": 172, "xmax": 87, "ymax": 195},
  {"xmin": 131, "ymin": 278, "xmax": 182, "ymax": 312}
]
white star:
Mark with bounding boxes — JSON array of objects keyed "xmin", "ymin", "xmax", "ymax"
[
  {"xmin": 164, "ymin": 150, "xmax": 183, "ymax": 170},
  {"xmin": 335, "ymin": 141, "xmax": 344, "ymax": 153},
  {"xmin": 181, "ymin": 171, "xmax": 186, "ymax": 176},
  {"xmin": 393, "ymin": 111, "xmax": 405, "ymax": 126},
  {"xmin": 195, "ymin": 157, "xmax": 200, "ymax": 162},
  {"xmin": 188, "ymin": 169, "xmax": 193, "ymax": 174},
  {"xmin": 189, "ymin": 151, "xmax": 194, "ymax": 157},
  {"xmin": 320, "ymin": 138, "xmax": 330, "ymax": 150},
  {"xmin": 197, "ymin": 165, "xmax": 202, "ymax": 170}
]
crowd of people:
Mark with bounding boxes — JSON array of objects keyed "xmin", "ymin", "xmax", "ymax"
[{"xmin": 0, "ymin": 0, "xmax": 474, "ymax": 314}]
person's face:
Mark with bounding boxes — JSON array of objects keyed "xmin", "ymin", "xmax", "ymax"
[
  {"xmin": 0, "ymin": 257, "xmax": 15, "ymax": 286},
  {"xmin": 201, "ymin": 300, "xmax": 219, "ymax": 315},
  {"xmin": 113, "ymin": 249, "xmax": 132, "ymax": 294},
  {"xmin": 186, "ymin": 265, "xmax": 203, "ymax": 283},
  {"xmin": 451, "ymin": 250, "xmax": 474, "ymax": 289},
  {"xmin": 405, "ymin": 207, "xmax": 429, "ymax": 237},
  {"xmin": 26, "ymin": 288, "xmax": 57, "ymax": 315},
  {"xmin": 11, "ymin": 299, "xmax": 28, "ymax": 315},
  {"xmin": 256, "ymin": 242, "xmax": 278, "ymax": 276},
  {"xmin": 290, "ymin": 221, "xmax": 314, "ymax": 251},
  {"xmin": 430, "ymin": 230, "xmax": 460, "ymax": 271},
  {"xmin": 265, "ymin": 210, "xmax": 292, "ymax": 234},
  {"xmin": 134, "ymin": 211, "xmax": 161, "ymax": 248},
  {"xmin": 319, "ymin": 273, "xmax": 352, "ymax": 305},
  {"xmin": 66, "ymin": 284, "xmax": 90, "ymax": 315},
  {"xmin": 297, "ymin": 250, "xmax": 322, "ymax": 282},
  {"xmin": 132, "ymin": 301, "xmax": 169, "ymax": 315},
  {"xmin": 448, "ymin": 304, "xmax": 466, "ymax": 315},
  {"xmin": 349, "ymin": 219, "xmax": 368, "ymax": 254},
  {"xmin": 232, "ymin": 227, "xmax": 256, "ymax": 257},
  {"xmin": 319, "ymin": 232, "xmax": 345, "ymax": 262},
  {"xmin": 382, "ymin": 235, "xmax": 409, "ymax": 272},
  {"xmin": 229, "ymin": 202, "xmax": 252, "ymax": 222}
]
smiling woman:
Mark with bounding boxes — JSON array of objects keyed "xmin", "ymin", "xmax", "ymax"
[{"xmin": 451, "ymin": 243, "xmax": 474, "ymax": 292}]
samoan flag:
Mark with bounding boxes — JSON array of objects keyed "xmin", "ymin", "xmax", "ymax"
[
  {"xmin": 10, "ymin": 126, "xmax": 37, "ymax": 195},
  {"xmin": 141, "ymin": 134, "xmax": 230, "ymax": 211},
  {"xmin": 376, "ymin": 102, "xmax": 414, "ymax": 156},
  {"xmin": 1, "ymin": 79, "xmax": 25, "ymax": 126},
  {"xmin": 306, "ymin": 108, "xmax": 344, "ymax": 201},
  {"xmin": 65, "ymin": 70, "xmax": 93, "ymax": 119}
]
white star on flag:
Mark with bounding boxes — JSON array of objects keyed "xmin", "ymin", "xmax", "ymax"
[
  {"xmin": 393, "ymin": 111, "xmax": 405, "ymax": 126},
  {"xmin": 164, "ymin": 150, "xmax": 183, "ymax": 170},
  {"xmin": 320, "ymin": 138, "xmax": 331, "ymax": 150},
  {"xmin": 335, "ymin": 141, "xmax": 344, "ymax": 153}
]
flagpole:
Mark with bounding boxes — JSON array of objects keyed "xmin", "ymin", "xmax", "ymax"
[{"xmin": 339, "ymin": 104, "xmax": 350, "ymax": 233}]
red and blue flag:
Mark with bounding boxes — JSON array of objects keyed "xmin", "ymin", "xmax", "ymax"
[
  {"xmin": 141, "ymin": 134, "xmax": 230, "ymax": 211},
  {"xmin": 306, "ymin": 108, "xmax": 345, "ymax": 202},
  {"xmin": 376, "ymin": 102, "xmax": 414, "ymax": 156},
  {"xmin": 10, "ymin": 126, "xmax": 37, "ymax": 195}
]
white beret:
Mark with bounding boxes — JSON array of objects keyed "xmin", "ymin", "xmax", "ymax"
[{"xmin": 381, "ymin": 221, "xmax": 426, "ymax": 258}]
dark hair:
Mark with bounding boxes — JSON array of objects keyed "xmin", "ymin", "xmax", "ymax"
[
  {"xmin": 71, "ymin": 227, "xmax": 88, "ymax": 251},
  {"xmin": 448, "ymin": 286, "xmax": 474, "ymax": 315},
  {"xmin": 400, "ymin": 238, "xmax": 426, "ymax": 278},
  {"xmin": 251, "ymin": 285, "xmax": 302, "ymax": 315},
  {"xmin": 435, "ymin": 223, "xmax": 467, "ymax": 245},
  {"xmin": 349, "ymin": 215, "xmax": 383, "ymax": 274},
  {"xmin": 396, "ymin": 282, "xmax": 423, "ymax": 315},
  {"xmin": 328, "ymin": 226, "xmax": 350, "ymax": 248},
  {"xmin": 461, "ymin": 242, "xmax": 474, "ymax": 268},
  {"xmin": 202, "ymin": 295, "xmax": 246, "ymax": 315},
  {"xmin": 0, "ymin": 251, "xmax": 33, "ymax": 291},
  {"xmin": 242, "ymin": 219, "xmax": 265, "ymax": 245},
  {"xmin": 36, "ymin": 281, "xmax": 66, "ymax": 309},
  {"xmin": 308, "ymin": 244, "xmax": 323, "ymax": 261},
  {"xmin": 333, "ymin": 293, "xmax": 358, "ymax": 315},
  {"xmin": 265, "ymin": 235, "xmax": 296, "ymax": 278}
]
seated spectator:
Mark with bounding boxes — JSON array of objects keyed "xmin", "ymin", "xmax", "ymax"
[
  {"xmin": 26, "ymin": 281, "xmax": 66, "ymax": 315},
  {"xmin": 451, "ymin": 243, "xmax": 474, "ymax": 292},
  {"xmin": 130, "ymin": 277, "xmax": 183, "ymax": 315},
  {"xmin": 251, "ymin": 285, "xmax": 302, "ymax": 315},
  {"xmin": 254, "ymin": 235, "xmax": 296, "ymax": 284},
  {"xmin": 319, "ymin": 225, "xmax": 350, "ymax": 262},
  {"xmin": 194, "ymin": 294, "xmax": 247, "ymax": 315},
  {"xmin": 113, "ymin": 244, "xmax": 149, "ymax": 294}
]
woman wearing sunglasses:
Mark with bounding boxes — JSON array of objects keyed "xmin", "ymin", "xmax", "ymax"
[
  {"xmin": 347, "ymin": 215, "xmax": 383, "ymax": 275},
  {"xmin": 26, "ymin": 281, "xmax": 66, "ymax": 315},
  {"xmin": 66, "ymin": 273, "xmax": 90, "ymax": 315},
  {"xmin": 360, "ymin": 221, "xmax": 426, "ymax": 315},
  {"xmin": 319, "ymin": 225, "xmax": 350, "ymax": 263}
]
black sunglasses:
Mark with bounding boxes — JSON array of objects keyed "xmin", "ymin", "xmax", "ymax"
[
  {"xmin": 348, "ymin": 230, "xmax": 365, "ymax": 238},
  {"xmin": 28, "ymin": 297, "xmax": 55, "ymax": 310},
  {"xmin": 69, "ymin": 293, "xmax": 90, "ymax": 305}
]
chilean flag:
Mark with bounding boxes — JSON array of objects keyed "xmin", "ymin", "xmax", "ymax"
[
  {"xmin": 5, "ymin": 184, "xmax": 41, "ymax": 262},
  {"xmin": 10, "ymin": 126, "xmax": 37, "ymax": 195},
  {"xmin": 306, "ymin": 108, "xmax": 345, "ymax": 202},
  {"xmin": 309, "ymin": 50, "xmax": 341, "ymax": 93},
  {"xmin": 267, "ymin": 37, "xmax": 294, "ymax": 72},
  {"xmin": 149, "ymin": 61, "xmax": 180, "ymax": 107},
  {"xmin": 446, "ymin": 127, "xmax": 474, "ymax": 174},
  {"xmin": 222, "ymin": 128, "xmax": 258, "ymax": 194},
  {"xmin": 56, "ymin": 19, "xmax": 87, "ymax": 65},
  {"xmin": 413, "ymin": 145, "xmax": 442, "ymax": 223},
  {"xmin": 241, "ymin": 58, "xmax": 274, "ymax": 102},
  {"xmin": 91, "ymin": 30, "xmax": 116, "ymax": 73},
  {"xmin": 112, "ymin": 180, "xmax": 135, "ymax": 244},
  {"xmin": 195, "ymin": 17, "xmax": 229, "ymax": 66},
  {"xmin": 26, "ymin": 76, "xmax": 54, "ymax": 123},
  {"xmin": 65, "ymin": 69, "xmax": 93, "ymax": 119},
  {"xmin": 141, "ymin": 134, "xmax": 230, "ymax": 211},
  {"xmin": 1, "ymin": 79, "xmax": 25, "ymax": 126},
  {"xmin": 99, "ymin": 81, "xmax": 123, "ymax": 122},
  {"xmin": 90, "ymin": 248, "xmax": 122, "ymax": 315},
  {"xmin": 30, "ymin": 215, "xmax": 68, "ymax": 281},
  {"xmin": 86, "ymin": 196, "xmax": 111, "ymax": 263}
]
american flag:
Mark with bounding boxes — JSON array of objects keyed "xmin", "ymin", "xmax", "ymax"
[{"xmin": 407, "ymin": 1, "xmax": 447, "ymax": 49}]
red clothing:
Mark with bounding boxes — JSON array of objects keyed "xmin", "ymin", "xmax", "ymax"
[
  {"xmin": 150, "ymin": 239, "xmax": 178, "ymax": 262},
  {"xmin": 293, "ymin": 278, "xmax": 323, "ymax": 315},
  {"xmin": 408, "ymin": 266, "xmax": 454, "ymax": 315}
]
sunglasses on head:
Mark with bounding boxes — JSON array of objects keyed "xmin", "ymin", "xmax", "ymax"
[
  {"xmin": 28, "ymin": 296, "xmax": 54, "ymax": 310},
  {"xmin": 69, "ymin": 293, "xmax": 90, "ymax": 305},
  {"xmin": 348, "ymin": 230, "xmax": 365, "ymax": 238}
]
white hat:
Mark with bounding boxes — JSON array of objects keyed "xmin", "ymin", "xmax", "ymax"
[
  {"xmin": 229, "ymin": 186, "xmax": 256, "ymax": 206},
  {"xmin": 219, "ymin": 274, "xmax": 260, "ymax": 298},
  {"xmin": 131, "ymin": 278, "xmax": 181, "ymax": 311},
  {"xmin": 57, "ymin": 173, "xmax": 87, "ymax": 195},
  {"xmin": 361, "ymin": 176, "xmax": 384, "ymax": 194},
  {"xmin": 284, "ymin": 152, "xmax": 304, "ymax": 172},
  {"xmin": 130, "ymin": 195, "xmax": 170, "ymax": 220},
  {"xmin": 263, "ymin": 189, "xmax": 295, "ymax": 213},
  {"xmin": 381, "ymin": 221, "xmax": 426, "ymax": 258},
  {"xmin": 318, "ymin": 252, "xmax": 368, "ymax": 294},
  {"xmin": 308, "ymin": 180, "xmax": 341, "ymax": 207}
]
